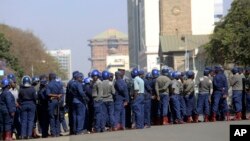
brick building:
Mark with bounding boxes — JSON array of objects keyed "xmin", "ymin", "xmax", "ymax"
[
  {"xmin": 159, "ymin": 0, "xmax": 214, "ymax": 71},
  {"xmin": 88, "ymin": 29, "xmax": 129, "ymax": 71}
]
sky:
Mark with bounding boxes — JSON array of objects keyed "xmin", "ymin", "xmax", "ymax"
[{"xmin": 0, "ymin": 0, "xmax": 128, "ymax": 75}]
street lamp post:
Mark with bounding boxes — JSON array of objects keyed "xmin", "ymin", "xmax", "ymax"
[{"xmin": 181, "ymin": 36, "xmax": 189, "ymax": 71}]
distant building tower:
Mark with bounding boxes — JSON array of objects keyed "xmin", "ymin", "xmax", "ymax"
[
  {"xmin": 48, "ymin": 49, "xmax": 72, "ymax": 80},
  {"xmin": 88, "ymin": 29, "xmax": 129, "ymax": 72}
]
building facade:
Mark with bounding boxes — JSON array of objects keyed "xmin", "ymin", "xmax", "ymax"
[
  {"xmin": 88, "ymin": 29, "xmax": 129, "ymax": 71},
  {"xmin": 48, "ymin": 49, "xmax": 72, "ymax": 80},
  {"xmin": 127, "ymin": 0, "xmax": 160, "ymax": 71},
  {"xmin": 159, "ymin": 0, "xmax": 214, "ymax": 72}
]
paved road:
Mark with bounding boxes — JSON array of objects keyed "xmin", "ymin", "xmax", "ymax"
[{"xmin": 30, "ymin": 120, "xmax": 249, "ymax": 141}]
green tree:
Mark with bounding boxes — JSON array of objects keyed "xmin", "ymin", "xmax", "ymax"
[
  {"xmin": 205, "ymin": 0, "xmax": 250, "ymax": 66},
  {"xmin": 0, "ymin": 33, "xmax": 23, "ymax": 77}
]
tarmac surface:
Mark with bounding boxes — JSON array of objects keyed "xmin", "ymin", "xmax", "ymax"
[{"xmin": 29, "ymin": 120, "xmax": 250, "ymax": 141}]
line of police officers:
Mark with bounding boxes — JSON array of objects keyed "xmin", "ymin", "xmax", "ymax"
[{"xmin": 0, "ymin": 65, "xmax": 250, "ymax": 140}]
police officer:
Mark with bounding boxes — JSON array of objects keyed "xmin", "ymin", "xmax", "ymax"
[
  {"xmin": 196, "ymin": 69, "xmax": 213, "ymax": 122},
  {"xmin": 183, "ymin": 71, "xmax": 196, "ymax": 123},
  {"xmin": 101, "ymin": 71, "xmax": 115, "ymax": 131},
  {"xmin": 150, "ymin": 69, "xmax": 160, "ymax": 125},
  {"xmin": 131, "ymin": 68, "xmax": 144, "ymax": 129},
  {"xmin": 37, "ymin": 75, "xmax": 49, "ymax": 138},
  {"xmin": 57, "ymin": 79, "xmax": 68, "ymax": 134},
  {"xmin": 0, "ymin": 78, "xmax": 16, "ymax": 140},
  {"xmin": 7, "ymin": 74, "xmax": 21, "ymax": 139},
  {"xmin": 155, "ymin": 67, "xmax": 171, "ymax": 125},
  {"xmin": 91, "ymin": 70, "xmax": 104, "ymax": 132},
  {"xmin": 66, "ymin": 71, "xmax": 79, "ymax": 135},
  {"xmin": 211, "ymin": 65, "xmax": 229, "ymax": 122},
  {"xmin": 46, "ymin": 73, "xmax": 64, "ymax": 137},
  {"xmin": 114, "ymin": 71, "xmax": 129, "ymax": 130},
  {"xmin": 83, "ymin": 77, "xmax": 93, "ymax": 132},
  {"xmin": 144, "ymin": 73, "xmax": 152, "ymax": 128},
  {"xmin": 118, "ymin": 68, "xmax": 132, "ymax": 129},
  {"xmin": 31, "ymin": 76, "xmax": 40, "ymax": 138},
  {"xmin": 230, "ymin": 67, "xmax": 244, "ymax": 120},
  {"xmin": 170, "ymin": 71, "xmax": 184, "ymax": 124},
  {"xmin": 18, "ymin": 76, "xmax": 37, "ymax": 139},
  {"xmin": 72, "ymin": 72, "xmax": 87, "ymax": 134}
]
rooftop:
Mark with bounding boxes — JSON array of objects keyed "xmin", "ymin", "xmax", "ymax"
[{"xmin": 92, "ymin": 28, "xmax": 128, "ymax": 40}]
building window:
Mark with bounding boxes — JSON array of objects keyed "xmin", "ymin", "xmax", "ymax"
[{"xmin": 108, "ymin": 38, "xmax": 118, "ymax": 48}]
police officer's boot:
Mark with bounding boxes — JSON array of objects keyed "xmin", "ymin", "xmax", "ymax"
[
  {"xmin": 204, "ymin": 115, "xmax": 209, "ymax": 122},
  {"xmin": 192, "ymin": 115, "xmax": 199, "ymax": 123},
  {"xmin": 32, "ymin": 128, "xmax": 41, "ymax": 138},
  {"xmin": 186, "ymin": 116, "xmax": 192, "ymax": 123},
  {"xmin": 211, "ymin": 113, "xmax": 216, "ymax": 122},
  {"xmin": 233, "ymin": 112, "xmax": 242, "ymax": 120},
  {"xmin": 162, "ymin": 116, "xmax": 169, "ymax": 125},
  {"xmin": 4, "ymin": 131, "xmax": 12, "ymax": 141}
]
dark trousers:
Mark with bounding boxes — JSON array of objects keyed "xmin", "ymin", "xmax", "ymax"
[
  {"xmin": 196, "ymin": 93, "xmax": 210, "ymax": 115},
  {"xmin": 184, "ymin": 94, "xmax": 196, "ymax": 116},
  {"xmin": 232, "ymin": 90, "xmax": 243, "ymax": 112},
  {"xmin": 37, "ymin": 105, "xmax": 49, "ymax": 137},
  {"xmin": 0, "ymin": 109, "xmax": 13, "ymax": 132},
  {"xmin": 103, "ymin": 101, "xmax": 115, "ymax": 128},
  {"xmin": 157, "ymin": 94, "xmax": 169, "ymax": 117},
  {"xmin": 20, "ymin": 101, "xmax": 36, "ymax": 137},
  {"xmin": 144, "ymin": 93, "xmax": 151, "ymax": 126},
  {"xmin": 13, "ymin": 107, "xmax": 21, "ymax": 136},
  {"xmin": 170, "ymin": 95, "xmax": 182, "ymax": 121},
  {"xmin": 132, "ymin": 94, "xmax": 144, "ymax": 129},
  {"xmin": 212, "ymin": 91, "xmax": 229, "ymax": 115},
  {"xmin": 48, "ymin": 100, "xmax": 60, "ymax": 136},
  {"xmin": 59, "ymin": 106, "xmax": 68, "ymax": 132},
  {"xmin": 72, "ymin": 102, "xmax": 86, "ymax": 134},
  {"xmin": 93, "ymin": 101, "xmax": 104, "ymax": 132}
]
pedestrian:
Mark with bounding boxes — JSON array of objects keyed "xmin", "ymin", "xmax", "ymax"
[
  {"xmin": 131, "ymin": 68, "xmax": 145, "ymax": 129},
  {"xmin": 18, "ymin": 76, "xmax": 37, "ymax": 139},
  {"xmin": 101, "ymin": 71, "xmax": 115, "ymax": 131},
  {"xmin": 230, "ymin": 67, "xmax": 244, "ymax": 120},
  {"xmin": 46, "ymin": 73, "xmax": 64, "ymax": 137},
  {"xmin": 211, "ymin": 65, "xmax": 230, "ymax": 122},
  {"xmin": 66, "ymin": 71, "xmax": 79, "ymax": 135},
  {"xmin": 37, "ymin": 76, "xmax": 49, "ymax": 138},
  {"xmin": 91, "ymin": 70, "xmax": 105, "ymax": 132},
  {"xmin": 83, "ymin": 77, "xmax": 93, "ymax": 132},
  {"xmin": 114, "ymin": 71, "xmax": 129, "ymax": 130},
  {"xmin": 170, "ymin": 71, "xmax": 184, "ymax": 124},
  {"xmin": 150, "ymin": 69, "xmax": 160, "ymax": 125},
  {"xmin": 0, "ymin": 78, "xmax": 16, "ymax": 141},
  {"xmin": 7, "ymin": 74, "xmax": 21, "ymax": 139},
  {"xmin": 196, "ymin": 69, "xmax": 213, "ymax": 122},
  {"xmin": 71, "ymin": 72, "xmax": 88, "ymax": 134},
  {"xmin": 183, "ymin": 71, "xmax": 196, "ymax": 123},
  {"xmin": 155, "ymin": 68, "xmax": 171, "ymax": 125},
  {"xmin": 144, "ymin": 73, "xmax": 152, "ymax": 128}
]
